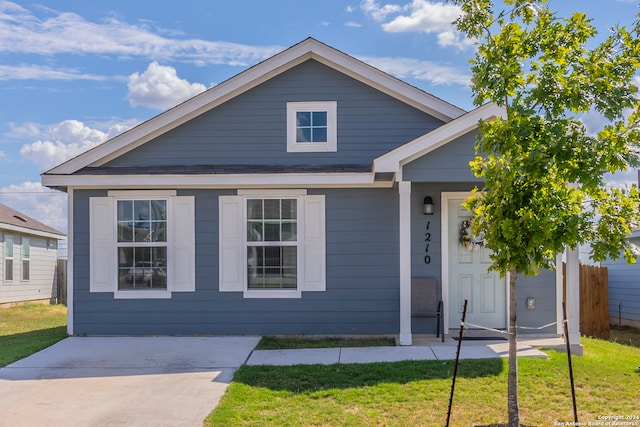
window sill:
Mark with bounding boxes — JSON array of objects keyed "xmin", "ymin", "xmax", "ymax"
[
  {"xmin": 243, "ymin": 289, "xmax": 302, "ymax": 299},
  {"xmin": 114, "ymin": 289, "xmax": 172, "ymax": 299}
]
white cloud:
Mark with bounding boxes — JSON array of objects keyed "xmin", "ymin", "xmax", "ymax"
[
  {"xmin": 346, "ymin": 21, "xmax": 363, "ymax": 28},
  {"xmin": 0, "ymin": 181, "xmax": 67, "ymax": 235},
  {"xmin": 362, "ymin": 0, "xmax": 472, "ymax": 50},
  {"xmin": 0, "ymin": 150, "xmax": 6, "ymax": 159},
  {"xmin": 359, "ymin": 55, "xmax": 471, "ymax": 87},
  {"xmin": 0, "ymin": 64, "xmax": 113, "ymax": 81},
  {"xmin": 0, "ymin": 1, "xmax": 281, "ymax": 67},
  {"xmin": 19, "ymin": 119, "xmax": 135, "ymax": 170},
  {"xmin": 360, "ymin": 0, "xmax": 407, "ymax": 22},
  {"xmin": 126, "ymin": 62, "xmax": 207, "ymax": 110},
  {"xmin": 6, "ymin": 122, "xmax": 41, "ymax": 139}
]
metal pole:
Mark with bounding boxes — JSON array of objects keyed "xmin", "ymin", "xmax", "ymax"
[
  {"xmin": 563, "ymin": 301, "xmax": 578, "ymax": 423},
  {"xmin": 446, "ymin": 299, "xmax": 468, "ymax": 427}
]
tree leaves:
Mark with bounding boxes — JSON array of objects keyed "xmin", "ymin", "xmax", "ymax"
[{"xmin": 452, "ymin": 0, "xmax": 640, "ymax": 277}]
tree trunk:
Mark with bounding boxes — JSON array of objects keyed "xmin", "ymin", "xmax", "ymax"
[{"xmin": 508, "ymin": 266, "xmax": 519, "ymax": 427}]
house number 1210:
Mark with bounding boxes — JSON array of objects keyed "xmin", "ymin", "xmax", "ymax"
[{"xmin": 424, "ymin": 221, "xmax": 431, "ymax": 264}]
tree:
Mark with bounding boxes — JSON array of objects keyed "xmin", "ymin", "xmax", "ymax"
[{"xmin": 449, "ymin": 0, "xmax": 640, "ymax": 425}]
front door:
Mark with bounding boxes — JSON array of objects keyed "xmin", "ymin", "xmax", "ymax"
[{"xmin": 447, "ymin": 198, "xmax": 506, "ymax": 329}]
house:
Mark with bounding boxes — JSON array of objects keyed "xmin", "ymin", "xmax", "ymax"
[
  {"xmin": 42, "ymin": 38, "xmax": 570, "ymax": 344},
  {"xmin": 603, "ymin": 228, "xmax": 640, "ymax": 329},
  {"xmin": 0, "ymin": 203, "xmax": 65, "ymax": 305}
]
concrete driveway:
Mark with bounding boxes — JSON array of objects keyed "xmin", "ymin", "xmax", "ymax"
[{"xmin": 0, "ymin": 336, "xmax": 260, "ymax": 427}]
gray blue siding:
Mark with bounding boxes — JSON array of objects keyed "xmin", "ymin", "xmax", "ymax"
[
  {"xmin": 604, "ymin": 256, "xmax": 640, "ymax": 326},
  {"xmin": 105, "ymin": 60, "xmax": 444, "ymax": 169},
  {"xmin": 72, "ymin": 188, "xmax": 400, "ymax": 335},
  {"xmin": 403, "ymin": 130, "xmax": 482, "ymax": 182}
]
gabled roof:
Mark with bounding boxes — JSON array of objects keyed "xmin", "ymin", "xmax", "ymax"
[
  {"xmin": 0, "ymin": 203, "xmax": 65, "ymax": 239},
  {"xmin": 374, "ymin": 103, "xmax": 506, "ymax": 179},
  {"xmin": 43, "ymin": 37, "xmax": 465, "ymax": 177}
]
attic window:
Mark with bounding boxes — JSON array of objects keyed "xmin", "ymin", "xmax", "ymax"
[
  {"xmin": 13, "ymin": 215, "xmax": 27, "ymax": 222},
  {"xmin": 287, "ymin": 101, "xmax": 337, "ymax": 153}
]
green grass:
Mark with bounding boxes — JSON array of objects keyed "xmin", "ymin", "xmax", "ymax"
[
  {"xmin": 207, "ymin": 332, "xmax": 640, "ymax": 426},
  {"xmin": 256, "ymin": 336, "xmax": 396, "ymax": 350},
  {"xmin": 0, "ymin": 303, "xmax": 67, "ymax": 367}
]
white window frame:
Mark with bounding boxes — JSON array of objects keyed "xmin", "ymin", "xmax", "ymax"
[
  {"xmin": 244, "ymin": 194, "xmax": 302, "ymax": 299},
  {"xmin": 114, "ymin": 196, "xmax": 170, "ymax": 298},
  {"xmin": 219, "ymin": 190, "xmax": 326, "ymax": 299},
  {"xmin": 5, "ymin": 234, "xmax": 13, "ymax": 282},
  {"xmin": 287, "ymin": 101, "xmax": 337, "ymax": 153},
  {"xmin": 22, "ymin": 237, "xmax": 29, "ymax": 282},
  {"xmin": 89, "ymin": 190, "xmax": 195, "ymax": 299}
]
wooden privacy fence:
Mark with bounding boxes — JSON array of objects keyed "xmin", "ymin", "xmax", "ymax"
[
  {"xmin": 563, "ymin": 262, "xmax": 609, "ymax": 339},
  {"xmin": 56, "ymin": 259, "xmax": 67, "ymax": 306}
]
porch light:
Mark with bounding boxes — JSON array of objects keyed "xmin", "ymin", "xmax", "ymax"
[{"xmin": 423, "ymin": 196, "xmax": 435, "ymax": 215}]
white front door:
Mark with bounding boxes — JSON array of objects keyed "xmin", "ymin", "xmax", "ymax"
[{"xmin": 447, "ymin": 197, "xmax": 506, "ymax": 329}]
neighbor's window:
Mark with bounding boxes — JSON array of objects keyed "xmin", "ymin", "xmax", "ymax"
[
  {"xmin": 22, "ymin": 238, "xmax": 29, "ymax": 281},
  {"xmin": 246, "ymin": 198, "xmax": 298, "ymax": 290},
  {"xmin": 4, "ymin": 235, "xmax": 13, "ymax": 281},
  {"xmin": 116, "ymin": 199, "xmax": 167, "ymax": 290},
  {"xmin": 286, "ymin": 101, "xmax": 337, "ymax": 152}
]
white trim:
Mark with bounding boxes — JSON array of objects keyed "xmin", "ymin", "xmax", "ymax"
[
  {"xmin": 108, "ymin": 190, "xmax": 176, "ymax": 197},
  {"xmin": 287, "ymin": 101, "xmax": 337, "ymax": 153},
  {"xmin": 243, "ymin": 290, "xmax": 302, "ymax": 299},
  {"xmin": 67, "ymin": 188, "xmax": 74, "ymax": 335},
  {"xmin": 42, "ymin": 172, "xmax": 390, "ymax": 189},
  {"xmin": 44, "ymin": 38, "xmax": 464, "ymax": 176},
  {"xmin": 0, "ymin": 223, "xmax": 64, "ymax": 240},
  {"xmin": 398, "ymin": 181, "xmax": 412, "ymax": 345},
  {"xmin": 114, "ymin": 289, "xmax": 171, "ymax": 299},
  {"xmin": 374, "ymin": 103, "xmax": 506, "ymax": 178},
  {"xmin": 555, "ymin": 253, "xmax": 564, "ymax": 335},
  {"xmin": 238, "ymin": 189, "xmax": 307, "ymax": 196},
  {"xmin": 242, "ymin": 195, "xmax": 302, "ymax": 299},
  {"xmin": 565, "ymin": 247, "xmax": 581, "ymax": 344}
]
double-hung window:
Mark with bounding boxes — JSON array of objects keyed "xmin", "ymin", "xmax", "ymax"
[
  {"xmin": 22, "ymin": 238, "xmax": 29, "ymax": 281},
  {"xmin": 287, "ymin": 101, "xmax": 337, "ymax": 152},
  {"xmin": 4, "ymin": 235, "xmax": 12, "ymax": 282},
  {"xmin": 247, "ymin": 198, "xmax": 298, "ymax": 290},
  {"xmin": 89, "ymin": 191, "xmax": 195, "ymax": 299},
  {"xmin": 116, "ymin": 199, "xmax": 168, "ymax": 290},
  {"xmin": 219, "ymin": 191, "xmax": 326, "ymax": 298}
]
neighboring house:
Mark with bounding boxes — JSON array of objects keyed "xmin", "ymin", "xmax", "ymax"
[
  {"xmin": 42, "ymin": 38, "xmax": 568, "ymax": 343},
  {"xmin": 0, "ymin": 203, "xmax": 65, "ymax": 305},
  {"xmin": 603, "ymin": 228, "xmax": 640, "ymax": 329}
]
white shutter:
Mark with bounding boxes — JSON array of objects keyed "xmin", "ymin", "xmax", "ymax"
[
  {"xmin": 171, "ymin": 196, "xmax": 195, "ymax": 292},
  {"xmin": 302, "ymin": 195, "xmax": 326, "ymax": 291},
  {"xmin": 90, "ymin": 197, "xmax": 114, "ymax": 292},
  {"xmin": 219, "ymin": 196, "xmax": 244, "ymax": 292}
]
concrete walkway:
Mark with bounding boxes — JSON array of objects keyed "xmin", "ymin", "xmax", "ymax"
[
  {"xmin": 0, "ymin": 335, "xmax": 562, "ymax": 427},
  {"xmin": 246, "ymin": 337, "xmax": 561, "ymax": 366}
]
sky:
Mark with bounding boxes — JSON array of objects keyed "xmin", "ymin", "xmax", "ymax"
[{"xmin": 0, "ymin": 0, "xmax": 639, "ymax": 251}]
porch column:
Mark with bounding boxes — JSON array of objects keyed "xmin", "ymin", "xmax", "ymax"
[
  {"xmin": 399, "ymin": 181, "xmax": 412, "ymax": 345},
  {"xmin": 565, "ymin": 247, "xmax": 583, "ymax": 354}
]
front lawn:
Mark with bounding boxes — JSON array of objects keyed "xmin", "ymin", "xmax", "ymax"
[
  {"xmin": 0, "ymin": 303, "xmax": 67, "ymax": 367},
  {"xmin": 206, "ymin": 333, "xmax": 640, "ymax": 426}
]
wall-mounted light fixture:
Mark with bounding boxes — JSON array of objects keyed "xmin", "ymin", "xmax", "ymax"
[
  {"xmin": 423, "ymin": 196, "xmax": 434, "ymax": 215},
  {"xmin": 526, "ymin": 297, "xmax": 536, "ymax": 310}
]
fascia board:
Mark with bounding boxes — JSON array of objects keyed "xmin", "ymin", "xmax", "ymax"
[
  {"xmin": 47, "ymin": 49, "xmax": 312, "ymax": 175},
  {"xmin": 373, "ymin": 103, "xmax": 506, "ymax": 175},
  {"xmin": 306, "ymin": 43, "xmax": 465, "ymax": 122},
  {"xmin": 45, "ymin": 38, "xmax": 465, "ymax": 175},
  {"xmin": 1, "ymin": 223, "xmax": 65, "ymax": 239},
  {"xmin": 41, "ymin": 172, "xmax": 393, "ymax": 189}
]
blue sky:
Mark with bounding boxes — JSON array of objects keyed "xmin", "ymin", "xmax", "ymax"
[{"xmin": 0, "ymin": 0, "xmax": 638, "ymax": 241}]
